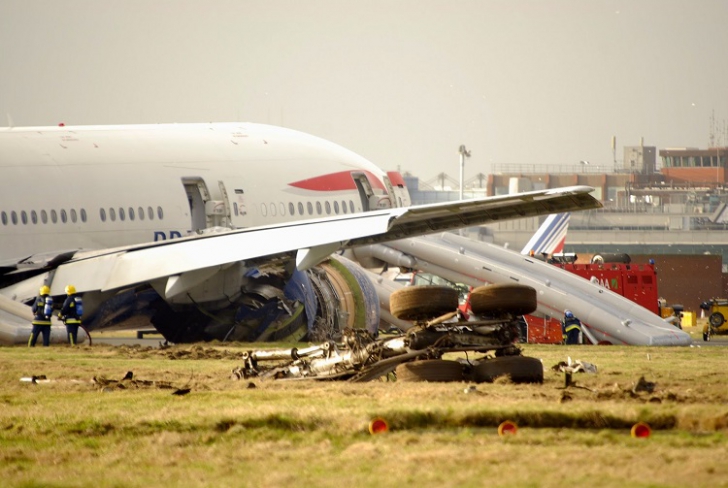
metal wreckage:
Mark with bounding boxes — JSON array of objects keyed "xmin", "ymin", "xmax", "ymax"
[{"xmin": 231, "ymin": 283, "xmax": 544, "ymax": 383}]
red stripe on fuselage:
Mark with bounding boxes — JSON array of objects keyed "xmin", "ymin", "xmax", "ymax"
[
  {"xmin": 386, "ymin": 171, "xmax": 406, "ymax": 187},
  {"xmin": 288, "ymin": 170, "xmax": 385, "ymax": 192}
]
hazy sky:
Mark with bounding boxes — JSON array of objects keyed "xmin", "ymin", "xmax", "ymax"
[{"xmin": 2, "ymin": 1, "xmax": 727, "ymax": 182}]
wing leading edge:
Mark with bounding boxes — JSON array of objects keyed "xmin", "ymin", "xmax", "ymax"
[{"xmin": 44, "ymin": 185, "xmax": 600, "ymax": 297}]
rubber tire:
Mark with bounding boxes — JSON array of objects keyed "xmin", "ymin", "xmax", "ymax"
[
  {"xmin": 395, "ymin": 359, "xmax": 464, "ymax": 382},
  {"xmin": 709, "ymin": 312, "xmax": 724, "ymax": 328},
  {"xmin": 472, "ymin": 356, "xmax": 544, "ymax": 384},
  {"xmin": 389, "ymin": 286, "xmax": 459, "ymax": 321},
  {"xmin": 469, "ymin": 284, "xmax": 538, "ymax": 317}
]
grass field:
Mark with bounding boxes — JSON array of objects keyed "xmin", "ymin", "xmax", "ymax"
[{"xmin": 1, "ymin": 332, "xmax": 727, "ymax": 487}]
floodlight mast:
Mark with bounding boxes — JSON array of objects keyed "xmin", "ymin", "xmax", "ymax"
[{"xmin": 458, "ymin": 144, "xmax": 471, "ymax": 200}]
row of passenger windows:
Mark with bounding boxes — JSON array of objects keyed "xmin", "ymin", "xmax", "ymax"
[
  {"xmin": 1, "ymin": 206, "xmax": 165, "ymax": 226},
  {"xmin": 3, "ymin": 199, "xmax": 359, "ymax": 227},
  {"xmin": 240, "ymin": 199, "xmax": 358, "ymax": 218},
  {"xmin": 100, "ymin": 206, "xmax": 164, "ymax": 222}
]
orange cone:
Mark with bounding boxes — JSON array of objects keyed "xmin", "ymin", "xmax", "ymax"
[
  {"xmin": 498, "ymin": 420, "xmax": 518, "ymax": 436},
  {"xmin": 631, "ymin": 422, "xmax": 651, "ymax": 438},
  {"xmin": 369, "ymin": 417, "xmax": 389, "ymax": 435}
]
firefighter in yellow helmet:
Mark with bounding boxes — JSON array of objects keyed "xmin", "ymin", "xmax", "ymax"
[
  {"xmin": 59, "ymin": 284, "xmax": 83, "ymax": 346},
  {"xmin": 29, "ymin": 285, "xmax": 54, "ymax": 347}
]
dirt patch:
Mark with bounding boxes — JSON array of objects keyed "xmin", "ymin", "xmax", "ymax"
[{"xmin": 108, "ymin": 344, "xmax": 244, "ymax": 360}]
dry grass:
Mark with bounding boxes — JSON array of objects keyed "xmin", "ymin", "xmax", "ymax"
[{"xmin": 1, "ymin": 339, "xmax": 728, "ymax": 487}]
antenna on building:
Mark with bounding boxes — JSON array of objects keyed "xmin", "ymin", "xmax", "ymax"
[
  {"xmin": 611, "ymin": 135, "xmax": 617, "ymax": 165},
  {"xmin": 710, "ymin": 109, "xmax": 716, "ymax": 148}
]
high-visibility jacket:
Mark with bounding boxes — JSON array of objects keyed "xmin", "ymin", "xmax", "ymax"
[
  {"xmin": 31, "ymin": 294, "xmax": 54, "ymax": 326},
  {"xmin": 563, "ymin": 316, "xmax": 582, "ymax": 333}
]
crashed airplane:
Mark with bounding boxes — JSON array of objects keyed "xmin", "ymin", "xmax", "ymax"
[{"xmin": 0, "ymin": 122, "xmax": 601, "ymax": 344}]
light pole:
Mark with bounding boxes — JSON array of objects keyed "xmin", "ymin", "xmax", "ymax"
[{"xmin": 459, "ymin": 145, "xmax": 471, "ymax": 200}]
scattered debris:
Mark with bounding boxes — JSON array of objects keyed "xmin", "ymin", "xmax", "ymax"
[
  {"xmin": 633, "ymin": 376, "xmax": 657, "ymax": 394},
  {"xmin": 20, "ymin": 375, "xmax": 49, "ymax": 384},
  {"xmin": 551, "ymin": 358, "xmax": 598, "ymax": 374}
]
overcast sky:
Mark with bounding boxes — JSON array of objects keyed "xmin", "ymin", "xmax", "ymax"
[{"xmin": 1, "ymin": 1, "xmax": 727, "ymax": 183}]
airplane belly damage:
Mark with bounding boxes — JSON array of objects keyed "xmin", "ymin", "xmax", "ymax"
[{"xmin": 79, "ymin": 255, "xmax": 381, "ymax": 344}]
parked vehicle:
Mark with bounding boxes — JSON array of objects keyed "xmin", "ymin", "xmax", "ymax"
[{"xmin": 700, "ymin": 298, "xmax": 728, "ymax": 341}]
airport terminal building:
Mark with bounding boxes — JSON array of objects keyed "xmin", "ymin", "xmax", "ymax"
[{"xmin": 404, "ymin": 145, "xmax": 728, "ymax": 311}]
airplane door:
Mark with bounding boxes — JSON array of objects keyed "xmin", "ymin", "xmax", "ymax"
[
  {"xmin": 182, "ymin": 178, "xmax": 210, "ymax": 232},
  {"xmin": 352, "ymin": 173, "xmax": 374, "ymax": 212}
]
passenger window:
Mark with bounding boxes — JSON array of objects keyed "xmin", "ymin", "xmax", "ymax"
[
  {"xmin": 50, "ymin": 210, "xmax": 57, "ymax": 224},
  {"xmin": 138, "ymin": 207, "xmax": 144, "ymax": 220},
  {"xmin": 148, "ymin": 207, "xmax": 154, "ymax": 220},
  {"xmin": 261, "ymin": 203, "xmax": 268, "ymax": 217},
  {"xmin": 270, "ymin": 203, "xmax": 277, "ymax": 217},
  {"xmin": 233, "ymin": 202, "xmax": 239, "ymax": 216},
  {"xmin": 21, "ymin": 211, "xmax": 28, "ymax": 225},
  {"xmin": 119, "ymin": 208, "xmax": 125, "ymax": 221},
  {"xmin": 349, "ymin": 201, "xmax": 355, "ymax": 213},
  {"xmin": 342, "ymin": 200, "xmax": 347, "ymax": 214},
  {"xmin": 11, "ymin": 211, "xmax": 18, "ymax": 225},
  {"xmin": 334, "ymin": 201, "xmax": 339, "ymax": 214},
  {"xmin": 1, "ymin": 211, "xmax": 7, "ymax": 225},
  {"xmin": 316, "ymin": 202, "xmax": 322, "ymax": 215},
  {"xmin": 109, "ymin": 208, "xmax": 116, "ymax": 221},
  {"xmin": 61, "ymin": 209, "xmax": 68, "ymax": 223},
  {"xmin": 325, "ymin": 201, "xmax": 331, "ymax": 215},
  {"xmin": 307, "ymin": 202, "xmax": 313, "ymax": 215},
  {"xmin": 298, "ymin": 202, "xmax": 304, "ymax": 215},
  {"xmin": 80, "ymin": 209, "xmax": 87, "ymax": 223},
  {"xmin": 157, "ymin": 206, "xmax": 163, "ymax": 220},
  {"xmin": 31, "ymin": 210, "xmax": 38, "ymax": 224},
  {"xmin": 100, "ymin": 208, "xmax": 106, "ymax": 222},
  {"xmin": 128, "ymin": 207, "xmax": 135, "ymax": 221},
  {"xmin": 280, "ymin": 203, "xmax": 286, "ymax": 216},
  {"xmin": 70, "ymin": 209, "xmax": 77, "ymax": 223},
  {"xmin": 289, "ymin": 202, "xmax": 294, "ymax": 215},
  {"xmin": 41, "ymin": 210, "xmax": 48, "ymax": 224}
]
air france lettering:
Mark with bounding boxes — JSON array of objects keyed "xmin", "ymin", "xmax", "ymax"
[{"xmin": 154, "ymin": 231, "xmax": 183, "ymax": 241}]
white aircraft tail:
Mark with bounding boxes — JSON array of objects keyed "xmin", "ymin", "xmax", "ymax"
[{"xmin": 521, "ymin": 213, "xmax": 570, "ymax": 255}]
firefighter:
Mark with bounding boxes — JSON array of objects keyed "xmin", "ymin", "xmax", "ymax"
[
  {"xmin": 29, "ymin": 285, "xmax": 54, "ymax": 347},
  {"xmin": 562, "ymin": 309, "xmax": 582, "ymax": 345},
  {"xmin": 59, "ymin": 284, "xmax": 83, "ymax": 346}
]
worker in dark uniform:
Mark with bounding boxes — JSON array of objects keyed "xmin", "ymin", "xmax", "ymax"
[
  {"xmin": 59, "ymin": 284, "xmax": 83, "ymax": 346},
  {"xmin": 29, "ymin": 285, "xmax": 54, "ymax": 347},
  {"xmin": 562, "ymin": 309, "xmax": 582, "ymax": 345}
]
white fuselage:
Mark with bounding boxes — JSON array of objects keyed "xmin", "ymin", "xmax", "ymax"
[{"xmin": 0, "ymin": 123, "xmax": 409, "ymax": 261}]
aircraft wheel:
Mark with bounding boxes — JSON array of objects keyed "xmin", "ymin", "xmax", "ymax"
[
  {"xmin": 389, "ymin": 286, "xmax": 459, "ymax": 321},
  {"xmin": 472, "ymin": 356, "xmax": 544, "ymax": 384},
  {"xmin": 469, "ymin": 284, "xmax": 538, "ymax": 317},
  {"xmin": 395, "ymin": 359, "xmax": 464, "ymax": 382},
  {"xmin": 709, "ymin": 312, "xmax": 724, "ymax": 328}
]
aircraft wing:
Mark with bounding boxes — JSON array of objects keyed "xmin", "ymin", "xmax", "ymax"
[{"xmin": 45, "ymin": 185, "xmax": 600, "ymax": 296}]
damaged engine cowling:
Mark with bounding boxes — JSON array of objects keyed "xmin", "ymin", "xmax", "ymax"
[{"xmin": 81, "ymin": 254, "xmax": 381, "ymax": 343}]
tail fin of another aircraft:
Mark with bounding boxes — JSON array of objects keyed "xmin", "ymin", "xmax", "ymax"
[{"xmin": 521, "ymin": 213, "xmax": 570, "ymax": 256}]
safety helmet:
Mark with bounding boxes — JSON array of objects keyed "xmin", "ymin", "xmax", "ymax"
[
  {"xmin": 39, "ymin": 285, "xmax": 50, "ymax": 295},
  {"xmin": 65, "ymin": 284, "xmax": 76, "ymax": 295},
  {"xmin": 565, "ymin": 310, "xmax": 574, "ymax": 319}
]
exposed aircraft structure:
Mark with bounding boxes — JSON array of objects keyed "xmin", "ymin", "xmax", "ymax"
[
  {"xmin": 0, "ymin": 123, "xmax": 602, "ymax": 345},
  {"xmin": 353, "ymin": 233, "xmax": 692, "ymax": 346}
]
